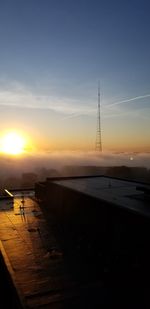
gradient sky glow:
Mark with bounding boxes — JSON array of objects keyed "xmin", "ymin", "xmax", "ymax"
[{"xmin": 0, "ymin": 0, "xmax": 150, "ymax": 152}]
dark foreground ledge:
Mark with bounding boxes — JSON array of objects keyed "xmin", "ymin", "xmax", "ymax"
[{"xmin": 0, "ymin": 241, "xmax": 25, "ymax": 309}]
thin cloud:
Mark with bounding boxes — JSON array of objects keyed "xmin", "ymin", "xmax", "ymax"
[
  {"xmin": 0, "ymin": 83, "xmax": 96, "ymax": 116},
  {"xmin": 0, "ymin": 81, "xmax": 150, "ymax": 120}
]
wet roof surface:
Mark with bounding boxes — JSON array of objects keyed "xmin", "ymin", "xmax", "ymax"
[
  {"xmin": 1, "ymin": 188, "xmax": 150, "ymax": 307},
  {"xmin": 54, "ymin": 177, "xmax": 150, "ymax": 218},
  {"xmin": 0, "ymin": 191, "xmax": 105, "ymax": 308}
]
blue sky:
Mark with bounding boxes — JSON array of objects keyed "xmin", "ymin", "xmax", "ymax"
[{"xmin": 0, "ymin": 0, "xmax": 150, "ymax": 151}]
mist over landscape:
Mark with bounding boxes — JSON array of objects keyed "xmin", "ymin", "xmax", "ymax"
[{"xmin": 0, "ymin": 151, "xmax": 150, "ymax": 189}]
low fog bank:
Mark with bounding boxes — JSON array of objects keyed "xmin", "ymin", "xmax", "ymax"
[{"xmin": 0, "ymin": 151, "xmax": 150, "ymax": 189}]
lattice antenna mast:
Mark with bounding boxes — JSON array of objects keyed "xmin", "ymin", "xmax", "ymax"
[{"xmin": 95, "ymin": 81, "xmax": 102, "ymax": 151}]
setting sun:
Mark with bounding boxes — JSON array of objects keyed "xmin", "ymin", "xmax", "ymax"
[{"xmin": 0, "ymin": 132, "xmax": 26, "ymax": 155}]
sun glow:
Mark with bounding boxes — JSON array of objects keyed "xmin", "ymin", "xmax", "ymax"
[{"xmin": 0, "ymin": 132, "xmax": 26, "ymax": 155}]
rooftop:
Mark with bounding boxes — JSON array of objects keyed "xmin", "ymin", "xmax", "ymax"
[
  {"xmin": 0, "ymin": 190, "xmax": 107, "ymax": 308},
  {"xmin": 1, "ymin": 183, "xmax": 150, "ymax": 307},
  {"xmin": 54, "ymin": 176, "xmax": 150, "ymax": 218}
]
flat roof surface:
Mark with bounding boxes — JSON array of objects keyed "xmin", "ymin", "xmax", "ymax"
[{"xmin": 54, "ymin": 177, "xmax": 150, "ymax": 218}]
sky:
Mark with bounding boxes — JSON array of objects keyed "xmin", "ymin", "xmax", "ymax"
[{"xmin": 0, "ymin": 0, "xmax": 150, "ymax": 153}]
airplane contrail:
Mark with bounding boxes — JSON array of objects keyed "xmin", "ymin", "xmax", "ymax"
[
  {"xmin": 107, "ymin": 94, "xmax": 150, "ymax": 108},
  {"xmin": 62, "ymin": 113, "xmax": 82, "ymax": 120}
]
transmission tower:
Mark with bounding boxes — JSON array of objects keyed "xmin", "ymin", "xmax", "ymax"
[{"xmin": 95, "ymin": 81, "xmax": 102, "ymax": 151}]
